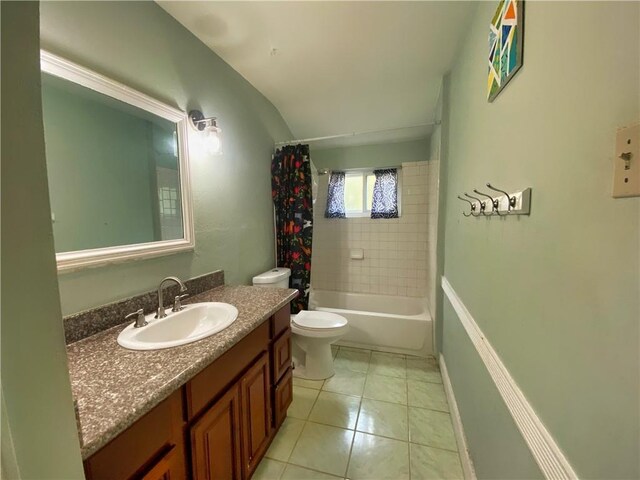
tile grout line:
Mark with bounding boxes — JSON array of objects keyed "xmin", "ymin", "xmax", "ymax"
[
  {"xmin": 287, "ymin": 346, "xmax": 350, "ymax": 478},
  {"xmin": 281, "ymin": 461, "xmax": 343, "ymax": 479},
  {"xmin": 343, "ymin": 385, "xmax": 364, "ymax": 480},
  {"xmin": 281, "ymin": 347, "xmax": 447, "ymax": 479},
  {"xmin": 281, "ymin": 370, "xmax": 327, "ymax": 466}
]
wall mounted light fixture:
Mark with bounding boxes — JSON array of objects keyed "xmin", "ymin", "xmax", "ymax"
[{"xmin": 189, "ymin": 110, "xmax": 222, "ymax": 154}]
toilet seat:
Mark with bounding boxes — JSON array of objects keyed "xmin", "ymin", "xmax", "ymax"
[{"xmin": 292, "ymin": 311, "xmax": 348, "ymax": 331}]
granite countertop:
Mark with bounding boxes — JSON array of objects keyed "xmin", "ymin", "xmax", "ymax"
[{"xmin": 67, "ymin": 285, "xmax": 297, "ymax": 459}]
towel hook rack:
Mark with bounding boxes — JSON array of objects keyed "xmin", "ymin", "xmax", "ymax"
[
  {"xmin": 464, "ymin": 193, "xmax": 486, "ymax": 216},
  {"xmin": 457, "ymin": 196, "xmax": 475, "ymax": 217},
  {"xmin": 486, "ymin": 183, "xmax": 516, "ymax": 211},
  {"xmin": 473, "ymin": 189, "xmax": 502, "ymax": 216}
]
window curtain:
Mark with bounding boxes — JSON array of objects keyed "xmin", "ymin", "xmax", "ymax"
[
  {"xmin": 324, "ymin": 171, "xmax": 346, "ymax": 218},
  {"xmin": 271, "ymin": 144, "xmax": 313, "ymax": 313},
  {"xmin": 371, "ymin": 168, "xmax": 399, "ymax": 219}
]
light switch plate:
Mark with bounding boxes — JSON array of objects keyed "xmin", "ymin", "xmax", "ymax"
[{"xmin": 612, "ymin": 124, "xmax": 640, "ymax": 198}]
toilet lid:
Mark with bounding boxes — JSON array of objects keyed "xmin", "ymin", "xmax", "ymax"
[{"xmin": 293, "ymin": 311, "xmax": 348, "ymax": 330}]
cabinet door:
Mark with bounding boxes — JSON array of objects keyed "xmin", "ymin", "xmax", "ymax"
[
  {"xmin": 272, "ymin": 329, "xmax": 292, "ymax": 384},
  {"xmin": 191, "ymin": 384, "xmax": 242, "ymax": 480},
  {"xmin": 273, "ymin": 368, "xmax": 293, "ymax": 429},
  {"xmin": 240, "ymin": 352, "xmax": 273, "ymax": 477},
  {"xmin": 141, "ymin": 447, "xmax": 180, "ymax": 480}
]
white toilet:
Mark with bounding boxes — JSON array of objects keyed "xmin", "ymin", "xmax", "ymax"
[{"xmin": 252, "ymin": 268, "xmax": 349, "ymax": 380}]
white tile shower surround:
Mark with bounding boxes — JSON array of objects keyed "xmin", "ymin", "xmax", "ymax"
[
  {"xmin": 312, "ymin": 161, "xmax": 438, "ymax": 298},
  {"xmin": 425, "ymin": 158, "xmax": 440, "ymax": 316},
  {"xmin": 253, "ymin": 346, "xmax": 464, "ymax": 480}
]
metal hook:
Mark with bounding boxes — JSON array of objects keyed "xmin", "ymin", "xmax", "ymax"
[
  {"xmin": 457, "ymin": 196, "xmax": 474, "ymax": 217},
  {"xmin": 464, "ymin": 193, "xmax": 485, "ymax": 216},
  {"xmin": 486, "ymin": 183, "xmax": 516, "ymax": 211},
  {"xmin": 473, "ymin": 189, "xmax": 502, "ymax": 216}
]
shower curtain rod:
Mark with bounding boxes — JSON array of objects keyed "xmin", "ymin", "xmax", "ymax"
[{"xmin": 274, "ymin": 122, "xmax": 440, "ymax": 147}]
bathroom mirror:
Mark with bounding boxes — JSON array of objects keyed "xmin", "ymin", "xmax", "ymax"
[{"xmin": 40, "ymin": 51, "xmax": 194, "ymax": 271}]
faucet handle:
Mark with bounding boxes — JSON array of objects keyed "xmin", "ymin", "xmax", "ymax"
[
  {"xmin": 172, "ymin": 293, "xmax": 189, "ymax": 312},
  {"xmin": 125, "ymin": 308, "xmax": 147, "ymax": 328}
]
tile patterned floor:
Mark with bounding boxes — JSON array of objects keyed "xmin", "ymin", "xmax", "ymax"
[{"xmin": 253, "ymin": 346, "xmax": 464, "ymax": 480}]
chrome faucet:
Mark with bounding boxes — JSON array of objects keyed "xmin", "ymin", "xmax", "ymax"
[{"xmin": 156, "ymin": 276, "xmax": 187, "ymax": 319}]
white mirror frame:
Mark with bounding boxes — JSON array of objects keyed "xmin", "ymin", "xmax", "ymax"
[{"xmin": 41, "ymin": 51, "xmax": 195, "ymax": 272}]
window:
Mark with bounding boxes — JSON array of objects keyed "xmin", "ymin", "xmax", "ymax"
[
  {"xmin": 344, "ymin": 171, "xmax": 376, "ymax": 217},
  {"xmin": 158, "ymin": 186, "xmax": 178, "ymax": 217},
  {"xmin": 325, "ymin": 168, "xmax": 401, "ymax": 219}
]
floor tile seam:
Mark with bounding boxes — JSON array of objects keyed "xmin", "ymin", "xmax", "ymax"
[
  {"xmin": 365, "ymin": 372, "xmax": 408, "ymax": 381},
  {"xmin": 320, "ymin": 383, "xmax": 366, "ymax": 397},
  {"xmin": 407, "ymin": 377, "xmax": 444, "ymax": 385},
  {"xmin": 366, "ymin": 369, "xmax": 407, "ymax": 379},
  {"xmin": 285, "ymin": 419, "xmax": 308, "ymax": 466},
  {"xmin": 281, "ymin": 461, "xmax": 343, "ymax": 479},
  {"xmin": 342, "ymin": 386, "xmax": 365, "ymax": 479},
  {"xmin": 408, "ymin": 404, "xmax": 453, "ymax": 416},
  {"xmin": 304, "ymin": 417, "xmax": 357, "ymax": 431},
  {"xmin": 407, "ymin": 377, "xmax": 445, "ymax": 386},
  {"xmin": 406, "ymin": 370, "xmax": 412, "ymax": 480},
  {"xmin": 278, "ymin": 418, "xmax": 308, "ymax": 464},
  {"xmin": 305, "ymin": 388, "xmax": 323, "ymax": 420},
  {"xmin": 406, "ymin": 402, "xmax": 449, "ymax": 413},
  {"xmin": 345, "ymin": 431, "xmax": 411, "ymax": 478},
  {"xmin": 360, "ymin": 396, "xmax": 410, "ymax": 408},
  {"xmin": 332, "ymin": 366, "xmax": 370, "ymax": 375},
  {"xmin": 315, "ymin": 388, "xmax": 364, "ymax": 400},
  {"xmin": 353, "ymin": 425, "xmax": 409, "ymax": 443},
  {"xmin": 407, "ymin": 439, "xmax": 459, "ymax": 454},
  {"xmin": 362, "ymin": 392, "xmax": 408, "ymax": 406}
]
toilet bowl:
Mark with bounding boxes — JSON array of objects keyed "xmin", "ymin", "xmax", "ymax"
[
  {"xmin": 290, "ymin": 310, "xmax": 349, "ymax": 380},
  {"xmin": 252, "ymin": 267, "xmax": 348, "ymax": 380}
]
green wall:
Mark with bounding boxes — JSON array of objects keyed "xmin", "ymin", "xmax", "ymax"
[
  {"xmin": 42, "ymin": 74, "xmax": 161, "ymax": 252},
  {"xmin": 1, "ymin": 2, "xmax": 84, "ymax": 477},
  {"xmin": 39, "ymin": 1, "xmax": 293, "ymax": 315},
  {"xmin": 441, "ymin": 2, "xmax": 639, "ymax": 478},
  {"xmin": 311, "ymin": 138, "xmax": 429, "ymax": 170}
]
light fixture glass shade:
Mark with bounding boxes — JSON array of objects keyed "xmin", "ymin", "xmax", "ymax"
[{"xmin": 206, "ymin": 127, "xmax": 222, "ymax": 155}]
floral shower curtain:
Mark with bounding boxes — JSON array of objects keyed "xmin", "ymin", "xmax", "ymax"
[{"xmin": 271, "ymin": 144, "xmax": 313, "ymax": 312}]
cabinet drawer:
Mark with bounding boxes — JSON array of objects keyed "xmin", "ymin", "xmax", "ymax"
[
  {"xmin": 273, "ymin": 368, "xmax": 293, "ymax": 429},
  {"xmin": 272, "ymin": 329, "xmax": 291, "ymax": 383},
  {"xmin": 271, "ymin": 305, "xmax": 290, "ymax": 339},
  {"xmin": 84, "ymin": 391, "xmax": 184, "ymax": 480},
  {"xmin": 186, "ymin": 321, "xmax": 269, "ymax": 420}
]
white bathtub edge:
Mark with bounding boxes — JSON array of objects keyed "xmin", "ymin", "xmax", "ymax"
[{"xmin": 335, "ymin": 340, "xmax": 431, "ymax": 358}]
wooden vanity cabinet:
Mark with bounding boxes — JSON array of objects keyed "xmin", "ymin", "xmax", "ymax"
[
  {"xmin": 273, "ymin": 367, "xmax": 293, "ymax": 429},
  {"xmin": 190, "ymin": 384, "xmax": 243, "ymax": 480},
  {"xmin": 84, "ymin": 304, "xmax": 292, "ymax": 480},
  {"xmin": 239, "ymin": 353, "xmax": 273, "ymax": 478},
  {"xmin": 83, "ymin": 390, "xmax": 186, "ymax": 480}
]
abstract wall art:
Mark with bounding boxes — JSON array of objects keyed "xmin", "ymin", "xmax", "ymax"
[{"xmin": 487, "ymin": 0, "xmax": 524, "ymax": 102}]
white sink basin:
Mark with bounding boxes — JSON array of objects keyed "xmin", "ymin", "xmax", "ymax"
[{"xmin": 117, "ymin": 302, "xmax": 239, "ymax": 350}]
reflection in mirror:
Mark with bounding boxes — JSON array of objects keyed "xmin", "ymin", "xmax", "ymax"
[
  {"xmin": 39, "ymin": 50, "xmax": 193, "ymax": 272},
  {"xmin": 42, "ymin": 72, "xmax": 184, "ymax": 253}
]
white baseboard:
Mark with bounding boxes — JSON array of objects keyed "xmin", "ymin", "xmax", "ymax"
[
  {"xmin": 439, "ymin": 354, "xmax": 477, "ymax": 480},
  {"xmin": 441, "ymin": 277, "xmax": 578, "ymax": 480}
]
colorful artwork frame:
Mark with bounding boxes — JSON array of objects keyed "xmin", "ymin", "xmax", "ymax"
[{"xmin": 487, "ymin": 0, "xmax": 524, "ymax": 102}]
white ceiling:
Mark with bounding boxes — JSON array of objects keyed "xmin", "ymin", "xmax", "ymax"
[{"xmin": 158, "ymin": 1, "xmax": 476, "ymax": 149}]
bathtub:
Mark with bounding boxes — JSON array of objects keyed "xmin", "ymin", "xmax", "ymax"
[{"xmin": 310, "ymin": 290, "xmax": 433, "ymax": 357}]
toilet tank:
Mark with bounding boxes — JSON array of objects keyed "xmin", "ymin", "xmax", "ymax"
[{"xmin": 252, "ymin": 267, "xmax": 291, "ymax": 289}]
